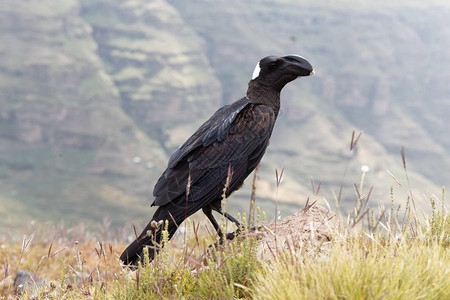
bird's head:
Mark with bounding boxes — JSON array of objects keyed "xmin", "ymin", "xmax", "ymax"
[{"xmin": 250, "ymin": 55, "xmax": 314, "ymax": 91}]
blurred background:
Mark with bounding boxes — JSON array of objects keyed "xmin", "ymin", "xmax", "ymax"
[{"xmin": 1, "ymin": 0, "xmax": 449, "ymax": 233}]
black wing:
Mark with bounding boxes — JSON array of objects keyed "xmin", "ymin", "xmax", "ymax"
[
  {"xmin": 166, "ymin": 97, "xmax": 252, "ymax": 170},
  {"xmin": 152, "ymin": 100, "xmax": 276, "ymax": 207}
]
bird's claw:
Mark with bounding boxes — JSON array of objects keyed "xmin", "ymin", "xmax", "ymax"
[
  {"xmin": 225, "ymin": 232, "xmax": 236, "ymax": 240},
  {"xmin": 224, "ymin": 225, "xmax": 262, "ymax": 241}
]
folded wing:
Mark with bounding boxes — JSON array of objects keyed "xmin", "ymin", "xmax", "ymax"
[{"xmin": 152, "ymin": 99, "xmax": 276, "ymax": 207}]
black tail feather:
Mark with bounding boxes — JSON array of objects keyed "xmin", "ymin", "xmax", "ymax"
[
  {"xmin": 120, "ymin": 197, "xmax": 207, "ymax": 266},
  {"xmin": 120, "ymin": 206, "xmax": 180, "ymax": 266},
  {"xmin": 121, "ymin": 184, "xmax": 227, "ymax": 267},
  {"xmin": 119, "ymin": 223, "xmax": 159, "ymax": 266}
]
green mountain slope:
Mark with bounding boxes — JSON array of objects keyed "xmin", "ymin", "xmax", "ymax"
[
  {"xmin": 0, "ymin": 0, "xmax": 167, "ymax": 228},
  {"xmin": 1, "ymin": 0, "xmax": 449, "ymax": 230}
]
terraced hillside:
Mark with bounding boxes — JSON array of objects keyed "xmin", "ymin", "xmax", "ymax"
[{"xmin": 0, "ymin": 0, "xmax": 449, "ymax": 230}]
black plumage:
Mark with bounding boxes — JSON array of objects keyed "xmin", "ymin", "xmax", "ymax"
[{"xmin": 120, "ymin": 55, "xmax": 314, "ymax": 266}]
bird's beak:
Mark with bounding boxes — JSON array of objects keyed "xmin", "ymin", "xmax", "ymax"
[{"xmin": 283, "ymin": 55, "xmax": 314, "ymax": 77}]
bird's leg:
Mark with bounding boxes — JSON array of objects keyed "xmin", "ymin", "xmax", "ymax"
[
  {"xmin": 211, "ymin": 206, "xmax": 245, "ymax": 240},
  {"xmin": 202, "ymin": 205, "xmax": 224, "ymax": 244},
  {"xmin": 209, "ymin": 204, "xmax": 243, "ymax": 227},
  {"xmin": 222, "ymin": 212, "xmax": 243, "ymax": 227}
]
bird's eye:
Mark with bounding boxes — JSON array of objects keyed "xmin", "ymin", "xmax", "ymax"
[
  {"xmin": 269, "ymin": 61, "xmax": 278, "ymax": 69},
  {"xmin": 269, "ymin": 59, "xmax": 282, "ymax": 69}
]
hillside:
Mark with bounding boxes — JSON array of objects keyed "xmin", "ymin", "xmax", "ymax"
[
  {"xmin": 0, "ymin": 0, "xmax": 167, "ymax": 227},
  {"xmin": 1, "ymin": 0, "xmax": 449, "ymax": 230}
]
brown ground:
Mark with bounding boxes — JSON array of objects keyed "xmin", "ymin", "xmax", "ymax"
[{"xmin": 256, "ymin": 205, "xmax": 340, "ymax": 259}]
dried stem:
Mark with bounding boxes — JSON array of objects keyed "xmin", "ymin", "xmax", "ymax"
[{"xmin": 249, "ymin": 164, "xmax": 259, "ymax": 227}]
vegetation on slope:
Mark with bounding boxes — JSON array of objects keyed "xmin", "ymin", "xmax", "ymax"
[{"xmin": 1, "ymin": 168, "xmax": 448, "ymax": 299}]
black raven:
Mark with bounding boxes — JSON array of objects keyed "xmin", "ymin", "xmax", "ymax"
[{"xmin": 120, "ymin": 55, "xmax": 314, "ymax": 266}]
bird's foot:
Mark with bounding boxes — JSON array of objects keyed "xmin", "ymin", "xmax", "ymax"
[
  {"xmin": 205, "ymin": 225, "xmax": 265, "ymax": 261},
  {"xmin": 224, "ymin": 225, "xmax": 264, "ymax": 240},
  {"xmin": 225, "ymin": 232, "xmax": 236, "ymax": 240},
  {"xmin": 209, "ymin": 225, "xmax": 264, "ymax": 249},
  {"xmin": 207, "ymin": 231, "xmax": 238, "ymax": 250}
]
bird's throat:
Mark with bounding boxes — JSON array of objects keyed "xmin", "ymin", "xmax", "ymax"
[{"xmin": 246, "ymin": 81, "xmax": 281, "ymax": 114}]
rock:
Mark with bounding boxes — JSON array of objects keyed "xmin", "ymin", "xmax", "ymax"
[{"xmin": 14, "ymin": 269, "xmax": 48, "ymax": 296}]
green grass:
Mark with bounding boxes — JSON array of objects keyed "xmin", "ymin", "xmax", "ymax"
[
  {"xmin": 1, "ymin": 189, "xmax": 448, "ymax": 299},
  {"xmin": 1, "ymin": 129, "xmax": 448, "ymax": 299},
  {"xmin": 252, "ymin": 235, "xmax": 449, "ymax": 299}
]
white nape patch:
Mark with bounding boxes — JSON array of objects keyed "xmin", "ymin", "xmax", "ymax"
[
  {"xmin": 287, "ymin": 54, "xmax": 306, "ymax": 60},
  {"xmin": 251, "ymin": 62, "xmax": 261, "ymax": 80}
]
